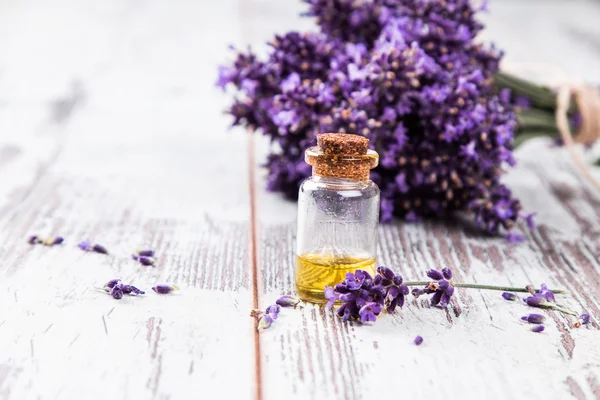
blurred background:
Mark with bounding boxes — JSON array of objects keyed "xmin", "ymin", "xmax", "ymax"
[{"xmin": 0, "ymin": 0, "xmax": 599, "ymax": 221}]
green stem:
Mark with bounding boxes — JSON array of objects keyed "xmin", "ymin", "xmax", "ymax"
[
  {"xmin": 403, "ymin": 281, "xmax": 567, "ymax": 294},
  {"xmin": 551, "ymin": 305, "xmax": 578, "ymax": 317}
]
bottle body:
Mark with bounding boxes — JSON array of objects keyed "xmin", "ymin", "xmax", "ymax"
[{"xmin": 295, "ymin": 176, "xmax": 380, "ymax": 303}]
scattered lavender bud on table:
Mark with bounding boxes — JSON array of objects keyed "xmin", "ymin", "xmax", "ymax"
[
  {"xmin": 92, "ymin": 244, "xmax": 108, "ymax": 254},
  {"xmin": 573, "ymin": 313, "xmax": 591, "ymax": 328},
  {"xmin": 414, "ymin": 336, "xmax": 423, "ymax": 346},
  {"xmin": 152, "ymin": 284, "xmax": 179, "ymax": 294},
  {"xmin": 502, "ymin": 292, "xmax": 517, "ymax": 301},
  {"xmin": 78, "ymin": 240, "xmax": 109, "ymax": 254},
  {"xmin": 28, "ymin": 235, "xmax": 40, "ymax": 245},
  {"xmin": 105, "ymin": 279, "xmax": 122, "ymax": 289},
  {"xmin": 136, "ymin": 249, "xmax": 155, "ymax": 257},
  {"xmin": 110, "ymin": 284, "xmax": 124, "ymax": 300},
  {"xmin": 258, "ymin": 314, "xmax": 274, "ymax": 330},
  {"xmin": 276, "ymin": 295, "xmax": 299, "ymax": 307},
  {"xmin": 523, "ymin": 296, "xmax": 551, "ymax": 308},
  {"xmin": 521, "ymin": 314, "xmax": 546, "ymax": 324},
  {"xmin": 531, "ymin": 325, "xmax": 545, "ymax": 333},
  {"xmin": 266, "ymin": 304, "xmax": 281, "ymax": 320},
  {"xmin": 42, "ymin": 236, "xmax": 64, "ymax": 246},
  {"xmin": 122, "ymin": 285, "xmax": 145, "ymax": 295}
]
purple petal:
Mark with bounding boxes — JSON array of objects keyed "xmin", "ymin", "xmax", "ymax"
[
  {"xmin": 502, "ymin": 292, "xmax": 517, "ymax": 301},
  {"xmin": 426, "ymin": 269, "xmax": 444, "ymax": 280},
  {"xmin": 377, "ymin": 266, "xmax": 395, "ymax": 280},
  {"xmin": 276, "ymin": 295, "xmax": 298, "ymax": 307},
  {"xmin": 441, "ymin": 267, "xmax": 452, "ymax": 280},
  {"xmin": 581, "ymin": 313, "xmax": 590, "ymax": 325},
  {"xmin": 524, "ymin": 313, "xmax": 546, "ymax": 324},
  {"xmin": 258, "ymin": 314, "xmax": 274, "ymax": 330},
  {"xmin": 531, "ymin": 325, "xmax": 545, "ymax": 333},
  {"xmin": 413, "ymin": 335, "xmax": 423, "ymax": 346},
  {"xmin": 92, "ymin": 244, "xmax": 108, "ymax": 254}
]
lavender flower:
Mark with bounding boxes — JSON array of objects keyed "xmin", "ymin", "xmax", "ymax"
[
  {"xmin": 121, "ymin": 285, "xmax": 145, "ymax": 295},
  {"xmin": 325, "ymin": 266, "xmax": 410, "ymax": 323},
  {"xmin": 78, "ymin": 240, "xmax": 108, "ymax": 254},
  {"xmin": 258, "ymin": 314, "xmax": 274, "ymax": 330},
  {"xmin": 502, "ymin": 292, "xmax": 517, "ymax": 301},
  {"xmin": 358, "ymin": 302, "xmax": 382, "ymax": 323},
  {"xmin": 219, "ymin": 0, "xmax": 533, "ymax": 240},
  {"xmin": 28, "ymin": 235, "xmax": 40, "ymax": 245},
  {"xmin": 531, "ymin": 325, "xmax": 545, "ymax": 333},
  {"xmin": 105, "ymin": 279, "xmax": 122, "ymax": 289},
  {"xmin": 417, "ymin": 267, "xmax": 455, "ymax": 307},
  {"xmin": 152, "ymin": 284, "xmax": 179, "ymax": 294},
  {"xmin": 523, "ymin": 296, "xmax": 551, "ymax": 308},
  {"xmin": 414, "ymin": 335, "xmax": 423, "ymax": 346},
  {"xmin": 35, "ymin": 236, "xmax": 64, "ymax": 246},
  {"xmin": 132, "ymin": 254, "xmax": 156, "ymax": 266},
  {"xmin": 538, "ymin": 283, "xmax": 555, "ymax": 303},
  {"xmin": 135, "ymin": 249, "xmax": 155, "ymax": 257},
  {"xmin": 266, "ymin": 304, "xmax": 281, "ymax": 320},
  {"xmin": 276, "ymin": 295, "xmax": 299, "ymax": 307},
  {"xmin": 521, "ymin": 314, "xmax": 546, "ymax": 324},
  {"xmin": 573, "ymin": 313, "xmax": 591, "ymax": 328},
  {"xmin": 110, "ymin": 284, "xmax": 124, "ymax": 300},
  {"xmin": 138, "ymin": 256, "xmax": 155, "ymax": 266},
  {"xmin": 581, "ymin": 313, "xmax": 591, "ymax": 325}
]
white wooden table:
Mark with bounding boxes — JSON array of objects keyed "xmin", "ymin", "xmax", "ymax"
[{"xmin": 1, "ymin": 1, "xmax": 599, "ymax": 399}]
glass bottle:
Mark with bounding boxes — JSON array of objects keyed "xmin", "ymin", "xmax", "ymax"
[{"xmin": 295, "ymin": 133, "xmax": 380, "ymax": 303}]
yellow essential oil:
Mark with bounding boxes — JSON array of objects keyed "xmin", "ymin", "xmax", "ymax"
[{"xmin": 295, "ymin": 253, "xmax": 377, "ymax": 303}]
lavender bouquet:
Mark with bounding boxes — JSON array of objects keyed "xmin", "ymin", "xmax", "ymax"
[{"xmin": 217, "ymin": 0, "xmax": 589, "ymax": 241}]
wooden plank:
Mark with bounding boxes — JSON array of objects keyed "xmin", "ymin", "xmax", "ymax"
[
  {"xmin": 249, "ymin": 1, "xmax": 600, "ymax": 399},
  {"xmin": 0, "ymin": 1, "xmax": 259, "ymax": 399}
]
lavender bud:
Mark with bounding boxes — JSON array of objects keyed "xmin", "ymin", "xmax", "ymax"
[
  {"xmin": 426, "ymin": 269, "xmax": 444, "ymax": 280},
  {"xmin": 275, "ymin": 295, "xmax": 298, "ymax": 307},
  {"xmin": 28, "ymin": 235, "xmax": 39, "ymax": 245},
  {"xmin": 524, "ymin": 296, "xmax": 550, "ymax": 308},
  {"xmin": 581, "ymin": 313, "xmax": 590, "ymax": 325},
  {"xmin": 373, "ymin": 275, "xmax": 383, "ymax": 285},
  {"xmin": 502, "ymin": 292, "xmax": 517, "ymax": 301},
  {"xmin": 92, "ymin": 244, "xmax": 108, "ymax": 254},
  {"xmin": 266, "ymin": 304, "xmax": 280, "ymax": 319},
  {"xmin": 110, "ymin": 284, "xmax": 124, "ymax": 300},
  {"xmin": 334, "ymin": 283, "xmax": 350, "ymax": 294},
  {"xmin": 414, "ymin": 335, "xmax": 423, "ymax": 346},
  {"xmin": 392, "ymin": 274, "xmax": 403, "ymax": 286},
  {"xmin": 522, "ymin": 314, "xmax": 546, "ymax": 324},
  {"xmin": 78, "ymin": 240, "xmax": 92, "ymax": 251},
  {"xmin": 377, "ymin": 266, "xmax": 395, "ymax": 280},
  {"xmin": 138, "ymin": 256, "xmax": 155, "ymax": 266},
  {"xmin": 258, "ymin": 314, "xmax": 274, "ymax": 330},
  {"xmin": 531, "ymin": 325, "xmax": 545, "ymax": 333},
  {"xmin": 412, "ymin": 288, "xmax": 426, "ymax": 298},
  {"xmin": 137, "ymin": 249, "xmax": 155, "ymax": 257},
  {"xmin": 122, "ymin": 285, "xmax": 145, "ymax": 295},
  {"xmin": 105, "ymin": 279, "xmax": 122, "ymax": 289},
  {"xmin": 441, "ymin": 267, "xmax": 452, "ymax": 280},
  {"xmin": 52, "ymin": 236, "xmax": 64, "ymax": 245},
  {"xmin": 152, "ymin": 284, "xmax": 179, "ymax": 294}
]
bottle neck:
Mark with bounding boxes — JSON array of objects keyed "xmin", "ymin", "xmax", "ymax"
[{"xmin": 311, "ymin": 170, "xmax": 371, "ymax": 186}]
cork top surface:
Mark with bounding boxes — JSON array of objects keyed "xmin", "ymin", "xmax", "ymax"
[{"xmin": 317, "ymin": 133, "xmax": 369, "ymax": 156}]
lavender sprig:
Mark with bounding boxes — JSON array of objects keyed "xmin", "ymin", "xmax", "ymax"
[{"xmin": 325, "ymin": 266, "xmax": 575, "ymax": 324}]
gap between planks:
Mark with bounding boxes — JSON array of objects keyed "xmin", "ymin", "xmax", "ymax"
[{"xmin": 248, "ymin": 133, "xmax": 264, "ymax": 400}]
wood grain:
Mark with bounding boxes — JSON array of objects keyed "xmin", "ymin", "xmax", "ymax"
[
  {"xmin": 1, "ymin": 0, "xmax": 600, "ymax": 399},
  {"xmin": 0, "ymin": 1, "xmax": 258, "ymax": 399},
  {"xmin": 249, "ymin": 1, "xmax": 600, "ymax": 400}
]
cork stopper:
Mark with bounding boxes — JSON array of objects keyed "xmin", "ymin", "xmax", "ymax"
[
  {"xmin": 317, "ymin": 133, "xmax": 369, "ymax": 156},
  {"xmin": 306, "ymin": 133, "xmax": 378, "ymax": 181}
]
